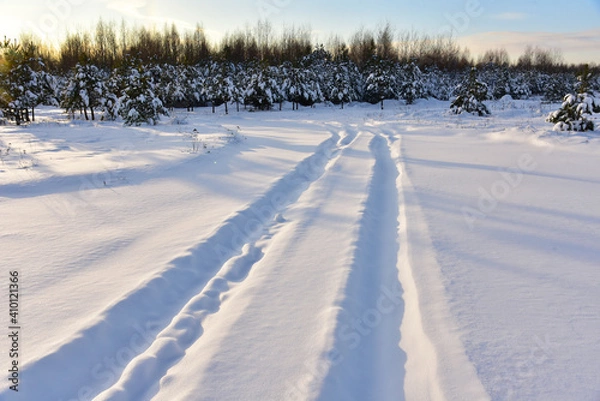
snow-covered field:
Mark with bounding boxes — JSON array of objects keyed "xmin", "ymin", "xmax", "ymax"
[{"xmin": 1, "ymin": 100, "xmax": 599, "ymax": 401}]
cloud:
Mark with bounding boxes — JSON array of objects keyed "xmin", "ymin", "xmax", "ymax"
[
  {"xmin": 101, "ymin": 0, "xmax": 195, "ymax": 31},
  {"xmin": 492, "ymin": 12, "xmax": 527, "ymax": 21},
  {"xmin": 458, "ymin": 29, "xmax": 600, "ymax": 64}
]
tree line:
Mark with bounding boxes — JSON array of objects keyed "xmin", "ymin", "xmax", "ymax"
[
  {"xmin": 6, "ymin": 20, "xmax": 591, "ymax": 73},
  {"xmin": 1, "ymin": 20, "xmax": 598, "ymax": 126}
]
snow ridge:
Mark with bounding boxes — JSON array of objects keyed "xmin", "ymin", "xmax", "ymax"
[{"xmin": 392, "ymin": 132, "xmax": 490, "ymax": 401}]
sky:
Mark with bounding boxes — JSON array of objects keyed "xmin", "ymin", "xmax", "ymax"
[{"xmin": 1, "ymin": 0, "xmax": 599, "ymax": 63}]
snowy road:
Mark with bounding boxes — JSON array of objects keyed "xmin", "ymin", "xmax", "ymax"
[{"xmin": 1, "ymin": 102, "xmax": 599, "ymax": 400}]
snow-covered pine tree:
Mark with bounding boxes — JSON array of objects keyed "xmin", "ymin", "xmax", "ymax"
[
  {"xmin": 37, "ymin": 70, "xmax": 60, "ymax": 108},
  {"xmin": 450, "ymin": 68, "xmax": 490, "ymax": 116},
  {"xmin": 422, "ymin": 66, "xmax": 453, "ymax": 101},
  {"xmin": 119, "ymin": 62, "xmax": 168, "ymax": 126},
  {"xmin": 204, "ymin": 61, "xmax": 237, "ymax": 114},
  {"xmin": 363, "ymin": 58, "xmax": 396, "ymax": 109},
  {"xmin": 230, "ymin": 64, "xmax": 246, "ymax": 112},
  {"xmin": 101, "ymin": 70, "xmax": 121, "ymax": 121},
  {"xmin": 203, "ymin": 62, "xmax": 223, "ymax": 113},
  {"xmin": 146, "ymin": 64, "xmax": 182, "ymax": 110},
  {"xmin": 327, "ymin": 61, "xmax": 357, "ymax": 109},
  {"xmin": 544, "ymin": 73, "xmax": 573, "ymax": 103},
  {"xmin": 546, "ymin": 65, "xmax": 599, "ymax": 131},
  {"xmin": 269, "ymin": 65, "xmax": 286, "ymax": 111},
  {"xmin": 397, "ymin": 60, "xmax": 426, "ymax": 105},
  {"xmin": 180, "ymin": 65, "xmax": 202, "ymax": 112},
  {"xmin": 509, "ymin": 72, "xmax": 531, "ymax": 100},
  {"xmin": 62, "ymin": 63, "xmax": 105, "ymax": 121},
  {"xmin": 490, "ymin": 66, "xmax": 511, "ymax": 100},
  {"xmin": 0, "ymin": 40, "xmax": 44, "ymax": 124},
  {"xmin": 294, "ymin": 67, "xmax": 322, "ymax": 108},
  {"xmin": 282, "ymin": 64, "xmax": 300, "ymax": 110},
  {"xmin": 244, "ymin": 64, "xmax": 278, "ymax": 111}
]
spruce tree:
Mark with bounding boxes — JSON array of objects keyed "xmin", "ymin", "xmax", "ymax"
[
  {"xmin": 62, "ymin": 63, "xmax": 105, "ymax": 120},
  {"xmin": 398, "ymin": 61, "xmax": 426, "ymax": 105},
  {"xmin": 119, "ymin": 62, "xmax": 168, "ymax": 126},
  {"xmin": 546, "ymin": 65, "xmax": 599, "ymax": 131},
  {"xmin": 364, "ymin": 58, "xmax": 396, "ymax": 109},
  {"xmin": 0, "ymin": 40, "xmax": 44, "ymax": 124},
  {"xmin": 450, "ymin": 68, "xmax": 490, "ymax": 116}
]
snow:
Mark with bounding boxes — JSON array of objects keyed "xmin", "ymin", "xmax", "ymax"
[{"xmin": 1, "ymin": 100, "xmax": 599, "ymax": 400}]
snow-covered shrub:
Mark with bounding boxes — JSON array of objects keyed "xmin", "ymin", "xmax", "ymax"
[{"xmin": 450, "ymin": 68, "xmax": 490, "ymax": 116}]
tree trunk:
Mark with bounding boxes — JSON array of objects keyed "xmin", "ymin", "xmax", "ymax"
[
  {"xmin": 91, "ymin": 107, "xmax": 95, "ymax": 121},
  {"xmin": 380, "ymin": 99, "xmax": 384, "ymax": 110},
  {"xmin": 83, "ymin": 106, "xmax": 89, "ymax": 120},
  {"xmin": 225, "ymin": 102, "xmax": 228, "ymax": 115},
  {"xmin": 31, "ymin": 107, "xmax": 35, "ymax": 121}
]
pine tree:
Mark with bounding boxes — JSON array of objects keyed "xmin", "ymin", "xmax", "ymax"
[
  {"xmin": 119, "ymin": 62, "xmax": 168, "ymax": 126},
  {"xmin": 101, "ymin": 70, "xmax": 120, "ymax": 121},
  {"xmin": 397, "ymin": 61, "xmax": 426, "ymax": 105},
  {"xmin": 62, "ymin": 63, "xmax": 105, "ymax": 120},
  {"xmin": 230, "ymin": 64, "xmax": 246, "ymax": 112},
  {"xmin": 327, "ymin": 62, "xmax": 357, "ymax": 109},
  {"xmin": 180, "ymin": 65, "xmax": 202, "ymax": 112},
  {"xmin": 0, "ymin": 40, "xmax": 44, "ymax": 124},
  {"xmin": 364, "ymin": 58, "xmax": 396, "ymax": 109},
  {"xmin": 546, "ymin": 65, "xmax": 599, "ymax": 131},
  {"xmin": 244, "ymin": 64, "xmax": 278, "ymax": 111},
  {"xmin": 204, "ymin": 61, "xmax": 237, "ymax": 114},
  {"xmin": 509, "ymin": 72, "xmax": 531, "ymax": 100},
  {"xmin": 423, "ymin": 66, "xmax": 454, "ymax": 101},
  {"xmin": 450, "ymin": 68, "xmax": 490, "ymax": 116},
  {"xmin": 544, "ymin": 73, "xmax": 573, "ymax": 103}
]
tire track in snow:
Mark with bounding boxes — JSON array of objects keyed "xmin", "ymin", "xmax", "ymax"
[
  {"xmin": 11, "ymin": 129, "xmax": 352, "ymax": 401},
  {"xmin": 316, "ymin": 132, "xmax": 406, "ymax": 401},
  {"xmin": 94, "ymin": 126, "xmax": 363, "ymax": 401},
  {"xmin": 94, "ymin": 243, "xmax": 266, "ymax": 401}
]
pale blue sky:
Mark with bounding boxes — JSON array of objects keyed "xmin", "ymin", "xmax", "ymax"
[{"xmin": 1, "ymin": 0, "xmax": 599, "ymax": 63}]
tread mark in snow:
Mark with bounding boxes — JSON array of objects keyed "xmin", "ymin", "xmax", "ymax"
[
  {"xmin": 316, "ymin": 133, "xmax": 407, "ymax": 401},
  {"xmin": 12, "ymin": 128, "xmax": 359, "ymax": 401}
]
